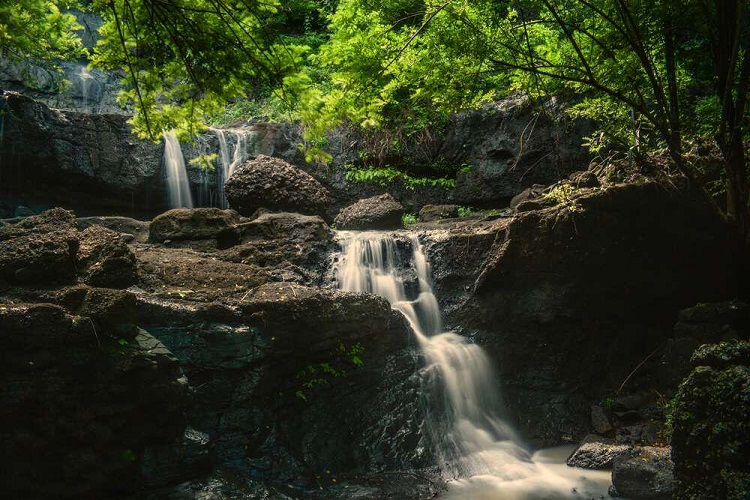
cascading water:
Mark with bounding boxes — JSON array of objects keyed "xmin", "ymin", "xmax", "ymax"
[
  {"xmin": 163, "ymin": 132, "xmax": 194, "ymax": 209},
  {"xmin": 212, "ymin": 128, "xmax": 254, "ymax": 207},
  {"xmin": 78, "ymin": 67, "xmax": 94, "ymax": 110},
  {"xmin": 335, "ymin": 231, "xmax": 612, "ymax": 499}
]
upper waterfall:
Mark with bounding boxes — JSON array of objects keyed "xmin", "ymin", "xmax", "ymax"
[
  {"xmin": 163, "ymin": 132, "xmax": 193, "ymax": 209},
  {"xmin": 334, "ymin": 230, "xmax": 612, "ymax": 498}
]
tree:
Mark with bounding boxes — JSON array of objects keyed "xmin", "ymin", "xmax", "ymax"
[
  {"xmin": 0, "ymin": 0, "xmax": 85, "ymax": 86},
  {"xmin": 90, "ymin": 0, "xmax": 308, "ymax": 140}
]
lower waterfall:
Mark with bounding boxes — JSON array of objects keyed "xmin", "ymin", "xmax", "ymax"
[{"xmin": 335, "ymin": 231, "xmax": 611, "ymax": 499}]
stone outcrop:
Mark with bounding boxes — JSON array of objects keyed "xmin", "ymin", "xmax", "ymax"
[
  {"xmin": 334, "ymin": 193, "xmax": 405, "ymax": 230},
  {"xmin": 671, "ymin": 340, "xmax": 750, "ymax": 499},
  {"xmin": 225, "ymin": 155, "xmax": 331, "ymax": 217},
  {"xmin": 77, "ymin": 224, "xmax": 137, "ymax": 288},
  {"xmin": 448, "ymin": 95, "xmax": 593, "ymax": 206},
  {"xmin": 0, "ymin": 92, "xmax": 163, "ymax": 218},
  {"xmin": 422, "ymin": 181, "xmax": 738, "ymax": 445}
]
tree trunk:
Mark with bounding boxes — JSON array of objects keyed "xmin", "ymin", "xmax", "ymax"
[{"xmin": 724, "ymin": 135, "xmax": 748, "ymax": 239}]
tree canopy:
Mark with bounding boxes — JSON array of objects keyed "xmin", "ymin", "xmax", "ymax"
[{"xmin": 3, "ymin": 0, "xmax": 750, "ymax": 232}]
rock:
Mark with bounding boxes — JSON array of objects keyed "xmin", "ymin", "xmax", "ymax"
[
  {"xmin": 566, "ymin": 435, "xmax": 628, "ymax": 469},
  {"xmin": 0, "ymin": 91, "xmax": 165, "ymax": 218},
  {"xmin": 77, "ymin": 216, "xmax": 150, "ymax": 243},
  {"xmin": 217, "ymin": 212, "xmax": 333, "ymax": 284},
  {"xmin": 591, "ymin": 405, "xmax": 613, "ymax": 434},
  {"xmin": 0, "ymin": 304, "xmax": 190, "ymax": 497},
  {"xmin": 77, "ymin": 224, "xmax": 137, "ymax": 288},
  {"xmin": 334, "ymin": 193, "xmax": 405, "ymax": 230},
  {"xmin": 660, "ymin": 300, "xmax": 749, "ymax": 388},
  {"xmin": 14, "ymin": 205, "xmax": 35, "ymax": 217},
  {"xmin": 515, "ymin": 197, "xmax": 556, "ymax": 212},
  {"xmin": 509, "ymin": 184, "xmax": 547, "ymax": 209},
  {"xmin": 419, "ymin": 204, "xmax": 459, "ymax": 222},
  {"xmin": 149, "ymin": 208, "xmax": 240, "ymax": 243},
  {"xmin": 0, "ymin": 208, "xmax": 80, "ymax": 284},
  {"xmin": 671, "ymin": 340, "xmax": 750, "ymax": 499},
  {"xmin": 225, "ymin": 155, "xmax": 331, "ymax": 217},
  {"xmin": 450, "ymin": 95, "xmax": 594, "ymax": 205},
  {"xmin": 611, "ymin": 446, "xmax": 674, "ymax": 499},
  {"xmin": 616, "ymin": 424, "xmax": 644, "ymax": 444},
  {"xmin": 569, "ymin": 170, "xmax": 600, "ymax": 188},
  {"xmin": 435, "ymin": 181, "xmax": 738, "ymax": 445}
]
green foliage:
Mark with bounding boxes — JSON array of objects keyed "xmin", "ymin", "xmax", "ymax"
[
  {"xmin": 0, "ymin": 1, "xmax": 85, "ymax": 90},
  {"xmin": 345, "ymin": 165, "xmax": 455, "ymax": 190},
  {"xmin": 542, "ymin": 184, "xmax": 575, "ymax": 204},
  {"xmin": 659, "ymin": 396, "xmax": 677, "ymax": 440},
  {"xmin": 295, "ymin": 341, "xmax": 365, "ymax": 401},
  {"xmin": 189, "ymin": 153, "xmax": 218, "ymax": 172},
  {"xmin": 456, "ymin": 206, "xmax": 476, "ymax": 218},
  {"xmin": 402, "ymin": 213, "xmax": 418, "ymax": 226}
]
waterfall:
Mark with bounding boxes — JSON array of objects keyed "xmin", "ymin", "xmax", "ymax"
[
  {"xmin": 212, "ymin": 128, "xmax": 254, "ymax": 208},
  {"xmin": 163, "ymin": 132, "xmax": 194, "ymax": 209},
  {"xmin": 78, "ymin": 67, "xmax": 94, "ymax": 110},
  {"xmin": 335, "ymin": 231, "xmax": 612, "ymax": 499}
]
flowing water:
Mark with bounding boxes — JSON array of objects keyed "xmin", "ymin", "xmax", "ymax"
[
  {"xmin": 335, "ymin": 231, "xmax": 612, "ymax": 499},
  {"xmin": 163, "ymin": 132, "xmax": 194, "ymax": 209},
  {"xmin": 212, "ymin": 128, "xmax": 254, "ymax": 207},
  {"xmin": 78, "ymin": 66, "xmax": 95, "ymax": 110}
]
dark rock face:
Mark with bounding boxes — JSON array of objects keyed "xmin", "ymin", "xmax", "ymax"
[
  {"xmin": 611, "ymin": 446, "xmax": 674, "ymax": 499},
  {"xmin": 149, "ymin": 207, "xmax": 240, "ymax": 243},
  {"xmin": 449, "ymin": 96, "xmax": 593, "ymax": 206},
  {"xmin": 566, "ymin": 435, "xmax": 628, "ymax": 469},
  {"xmin": 334, "ymin": 193, "xmax": 405, "ymax": 230},
  {"xmin": 0, "ymin": 91, "xmax": 164, "ymax": 217},
  {"xmin": 671, "ymin": 340, "xmax": 750, "ymax": 499},
  {"xmin": 0, "ymin": 303, "xmax": 191, "ymax": 498},
  {"xmin": 423, "ymin": 182, "xmax": 738, "ymax": 446},
  {"xmin": 419, "ymin": 204, "xmax": 459, "ymax": 222},
  {"xmin": 225, "ymin": 155, "xmax": 331, "ymax": 217}
]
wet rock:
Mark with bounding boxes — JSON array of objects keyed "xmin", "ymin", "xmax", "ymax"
[
  {"xmin": 419, "ymin": 204, "xmax": 459, "ymax": 222},
  {"xmin": 671, "ymin": 340, "xmax": 750, "ymax": 499},
  {"xmin": 0, "ymin": 208, "xmax": 80, "ymax": 284},
  {"xmin": 14, "ymin": 205, "xmax": 35, "ymax": 217},
  {"xmin": 515, "ymin": 197, "xmax": 556, "ymax": 212},
  {"xmin": 141, "ymin": 427, "xmax": 214, "ymax": 488},
  {"xmin": 149, "ymin": 208, "xmax": 241, "ymax": 243},
  {"xmin": 225, "ymin": 155, "xmax": 331, "ymax": 217},
  {"xmin": 77, "ymin": 224, "xmax": 137, "ymax": 288},
  {"xmin": 611, "ymin": 446, "xmax": 673, "ymax": 499},
  {"xmin": 566, "ymin": 435, "xmax": 628, "ymax": 469},
  {"xmin": 334, "ymin": 193, "xmax": 405, "ymax": 230},
  {"xmin": 616, "ymin": 425, "xmax": 644, "ymax": 444}
]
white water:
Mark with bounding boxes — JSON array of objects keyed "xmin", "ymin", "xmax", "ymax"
[
  {"xmin": 78, "ymin": 66, "xmax": 94, "ymax": 109},
  {"xmin": 335, "ymin": 231, "xmax": 612, "ymax": 499},
  {"xmin": 163, "ymin": 132, "xmax": 194, "ymax": 209},
  {"xmin": 212, "ymin": 128, "xmax": 254, "ymax": 207}
]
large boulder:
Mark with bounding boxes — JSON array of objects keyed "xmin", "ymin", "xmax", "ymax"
[
  {"xmin": 419, "ymin": 204, "xmax": 459, "ymax": 222},
  {"xmin": 334, "ymin": 193, "xmax": 405, "ymax": 230},
  {"xmin": 225, "ymin": 155, "xmax": 331, "ymax": 217},
  {"xmin": 149, "ymin": 208, "xmax": 240, "ymax": 243},
  {"xmin": 566, "ymin": 435, "xmax": 628, "ymax": 469},
  {"xmin": 671, "ymin": 340, "xmax": 750, "ymax": 499}
]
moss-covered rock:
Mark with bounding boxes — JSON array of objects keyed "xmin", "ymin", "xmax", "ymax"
[{"xmin": 671, "ymin": 340, "xmax": 750, "ymax": 499}]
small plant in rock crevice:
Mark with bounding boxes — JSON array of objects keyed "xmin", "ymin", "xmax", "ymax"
[{"xmin": 294, "ymin": 341, "xmax": 365, "ymax": 401}]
